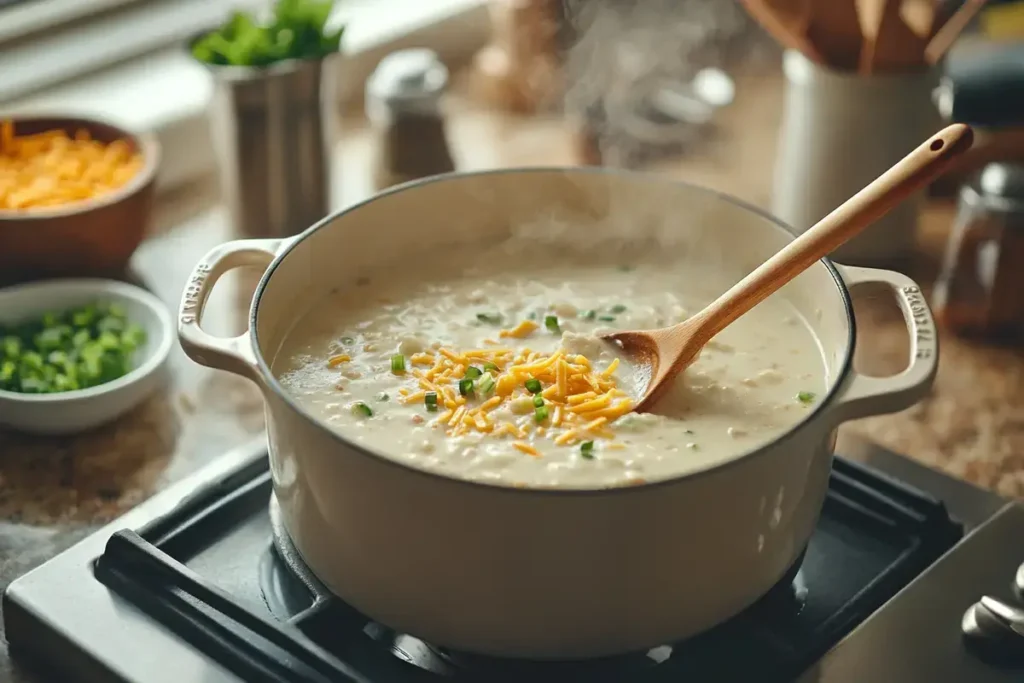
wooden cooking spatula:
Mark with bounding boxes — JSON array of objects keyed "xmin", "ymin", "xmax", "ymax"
[
  {"xmin": 859, "ymin": 0, "xmax": 930, "ymax": 74},
  {"xmin": 741, "ymin": 0, "xmax": 827, "ymax": 63},
  {"xmin": 806, "ymin": 0, "xmax": 863, "ymax": 71}
]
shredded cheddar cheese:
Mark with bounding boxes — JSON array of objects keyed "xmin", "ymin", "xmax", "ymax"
[
  {"xmin": 384, "ymin": 342, "xmax": 633, "ymax": 458},
  {"xmin": 513, "ymin": 441, "xmax": 541, "ymax": 457},
  {"xmin": 500, "ymin": 320, "xmax": 539, "ymax": 338},
  {"xmin": 0, "ymin": 120, "xmax": 144, "ymax": 211}
]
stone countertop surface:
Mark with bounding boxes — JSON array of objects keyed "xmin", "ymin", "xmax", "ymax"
[{"xmin": 0, "ymin": 69, "xmax": 1021, "ymax": 680}]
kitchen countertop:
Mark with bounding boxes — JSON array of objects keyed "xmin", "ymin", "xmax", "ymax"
[{"xmin": 0, "ymin": 66, "xmax": 1021, "ymax": 680}]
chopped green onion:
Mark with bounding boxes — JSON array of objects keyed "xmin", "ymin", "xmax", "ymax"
[
  {"xmin": 340, "ymin": 336, "xmax": 355, "ymax": 345},
  {"xmin": 390, "ymin": 354, "xmax": 406, "ymax": 373},
  {"xmin": 609, "ymin": 304, "xmax": 627, "ymax": 314},
  {"xmin": 598, "ymin": 315, "xmax": 617, "ymax": 322},
  {"xmin": 476, "ymin": 312, "xmax": 503, "ymax": 325},
  {"xmin": 687, "ymin": 442, "xmax": 700, "ymax": 451},
  {"xmin": 580, "ymin": 310, "xmax": 597, "ymax": 320},
  {"xmin": 683, "ymin": 428, "xmax": 694, "ymax": 435},
  {"xmin": 458, "ymin": 378, "xmax": 475, "ymax": 397},
  {"xmin": 464, "ymin": 366, "xmax": 483, "ymax": 380},
  {"xmin": 352, "ymin": 402, "xmax": 373, "ymax": 417},
  {"xmin": 534, "ymin": 405, "xmax": 549, "ymax": 423},
  {"xmin": 425, "ymin": 392, "xmax": 439, "ymax": 411},
  {"xmin": 0, "ymin": 302, "xmax": 145, "ymax": 394},
  {"xmin": 482, "ymin": 361, "xmax": 499, "ymax": 374},
  {"xmin": 544, "ymin": 315, "xmax": 560, "ymax": 333},
  {"xmin": 376, "ymin": 392, "xmax": 390, "ymax": 402},
  {"xmin": 580, "ymin": 441, "xmax": 595, "ymax": 459},
  {"xmin": 477, "ymin": 372, "xmax": 496, "ymax": 397},
  {"xmin": 524, "ymin": 378, "xmax": 542, "ymax": 394},
  {"xmin": 527, "ymin": 311, "xmax": 538, "ymax": 321},
  {"xmin": 797, "ymin": 391, "xmax": 817, "ymax": 405},
  {"xmin": 533, "ymin": 395, "xmax": 545, "ymax": 408}
]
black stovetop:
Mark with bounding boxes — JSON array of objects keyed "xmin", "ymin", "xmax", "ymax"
[{"xmin": 81, "ymin": 452, "xmax": 962, "ymax": 683}]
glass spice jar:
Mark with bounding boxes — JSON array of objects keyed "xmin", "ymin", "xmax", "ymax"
[
  {"xmin": 933, "ymin": 162, "xmax": 1024, "ymax": 340},
  {"xmin": 365, "ymin": 49, "xmax": 456, "ymax": 192}
]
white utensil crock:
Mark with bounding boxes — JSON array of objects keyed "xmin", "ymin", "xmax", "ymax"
[{"xmin": 773, "ymin": 50, "xmax": 944, "ymax": 266}]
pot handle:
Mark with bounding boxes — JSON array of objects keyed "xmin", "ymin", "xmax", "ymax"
[
  {"xmin": 829, "ymin": 265, "xmax": 939, "ymax": 421},
  {"xmin": 178, "ymin": 238, "xmax": 285, "ymax": 382}
]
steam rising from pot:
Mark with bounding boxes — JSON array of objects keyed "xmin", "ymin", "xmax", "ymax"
[{"xmin": 559, "ymin": 0, "xmax": 759, "ymax": 166}]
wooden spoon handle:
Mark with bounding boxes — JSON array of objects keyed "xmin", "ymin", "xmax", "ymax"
[{"xmin": 696, "ymin": 123, "xmax": 974, "ymax": 342}]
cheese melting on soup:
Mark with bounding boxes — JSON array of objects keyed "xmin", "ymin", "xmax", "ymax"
[{"xmin": 273, "ymin": 249, "xmax": 828, "ymax": 489}]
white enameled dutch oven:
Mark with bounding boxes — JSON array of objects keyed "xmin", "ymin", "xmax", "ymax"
[{"xmin": 178, "ymin": 169, "xmax": 938, "ymax": 659}]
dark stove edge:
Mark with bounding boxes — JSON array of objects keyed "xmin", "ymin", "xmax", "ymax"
[
  {"xmin": 0, "ymin": 435, "xmax": 1015, "ymax": 683},
  {"xmin": 837, "ymin": 435, "xmax": 1008, "ymax": 531},
  {"xmin": 4, "ymin": 436, "xmax": 1005, "ymax": 607},
  {"xmin": 4, "ymin": 435, "xmax": 1003, "ymax": 610},
  {"xmin": 1, "ymin": 437, "xmax": 271, "ymax": 683},
  {"xmin": 4, "ymin": 437, "xmax": 268, "ymax": 588},
  {"xmin": 803, "ymin": 500, "xmax": 1024, "ymax": 682},
  {"xmin": 3, "ymin": 592, "xmax": 129, "ymax": 683}
]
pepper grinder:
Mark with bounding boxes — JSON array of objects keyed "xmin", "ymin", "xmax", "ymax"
[
  {"xmin": 365, "ymin": 49, "xmax": 456, "ymax": 192},
  {"xmin": 933, "ymin": 162, "xmax": 1024, "ymax": 339}
]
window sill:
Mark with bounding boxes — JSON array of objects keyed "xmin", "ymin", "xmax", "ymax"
[{"xmin": 0, "ymin": 0, "xmax": 490, "ymax": 191}]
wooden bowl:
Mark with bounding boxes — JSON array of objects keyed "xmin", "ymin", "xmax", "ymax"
[{"xmin": 0, "ymin": 116, "xmax": 160, "ymax": 281}]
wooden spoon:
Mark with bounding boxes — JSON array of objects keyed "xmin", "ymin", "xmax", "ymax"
[{"xmin": 605, "ymin": 123, "xmax": 974, "ymax": 413}]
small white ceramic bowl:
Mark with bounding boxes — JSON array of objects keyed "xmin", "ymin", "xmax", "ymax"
[{"xmin": 0, "ymin": 279, "xmax": 173, "ymax": 435}]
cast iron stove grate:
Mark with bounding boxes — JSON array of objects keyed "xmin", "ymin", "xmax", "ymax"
[{"xmin": 94, "ymin": 454, "xmax": 963, "ymax": 683}]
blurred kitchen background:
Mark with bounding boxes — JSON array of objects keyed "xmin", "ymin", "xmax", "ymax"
[
  {"xmin": 1, "ymin": 0, "xmax": 1023, "ymax": 499},
  {"xmin": 0, "ymin": 0, "xmax": 1014, "ymax": 200},
  {"xmin": 0, "ymin": 0, "xmax": 1019, "ymax": 217}
]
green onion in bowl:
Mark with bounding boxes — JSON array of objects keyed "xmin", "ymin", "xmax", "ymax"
[
  {"xmin": 0, "ymin": 279, "xmax": 173, "ymax": 435},
  {"xmin": 0, "ymin": 302, "xmax": 146, "ymax": 394}
]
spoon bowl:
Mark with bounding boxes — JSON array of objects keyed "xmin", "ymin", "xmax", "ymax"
[{"xmin": 608, "ymin": 123, "xmax": 974, "ymax": 413}]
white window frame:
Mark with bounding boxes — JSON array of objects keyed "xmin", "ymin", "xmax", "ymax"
[
  {"xmin": 0, "ymin": 0, "xmax": 490, "ymax": 104},
  {"xmin": 0, "ymin": 0, "xmax": 266, "ymax": 104},
  {"xmin": 0, "ymin": 0, "xmax": 491, "ymax": 189},
  {"xmin": 0, "ymin": 0, "xmax": 144, "ymax": 43}
]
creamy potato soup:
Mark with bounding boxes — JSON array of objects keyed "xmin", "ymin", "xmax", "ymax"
[{"xmin": 273, "ymin": 246, "xmax": 828, "ymax": 489}]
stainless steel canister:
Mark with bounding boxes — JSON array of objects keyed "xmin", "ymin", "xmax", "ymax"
[{"xmin": 203, "ymin": 54, "xmax": 339, "ymax": 238}]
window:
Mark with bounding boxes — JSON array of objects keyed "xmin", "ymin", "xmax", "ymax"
[
  {"xmin": 0, "ymin": 0, "xmax": 489, "ymax": 188},
  {"xmin": 0, "ymin": 0, "xmax": 261, "ymax": 103},
  {"xmin": 0, "ymin": 0, "xmax": 148, "ymax": 44}
]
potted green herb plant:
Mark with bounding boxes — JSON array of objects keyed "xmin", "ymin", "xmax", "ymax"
[{"xmin": 190, "ymin": 0, "xmax": 344, "ymax": 238}]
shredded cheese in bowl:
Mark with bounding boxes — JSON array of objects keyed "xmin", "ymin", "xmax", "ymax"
[{"xmin": 0, "ymin": 120, "xmax": 144, "ymax": 211}]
